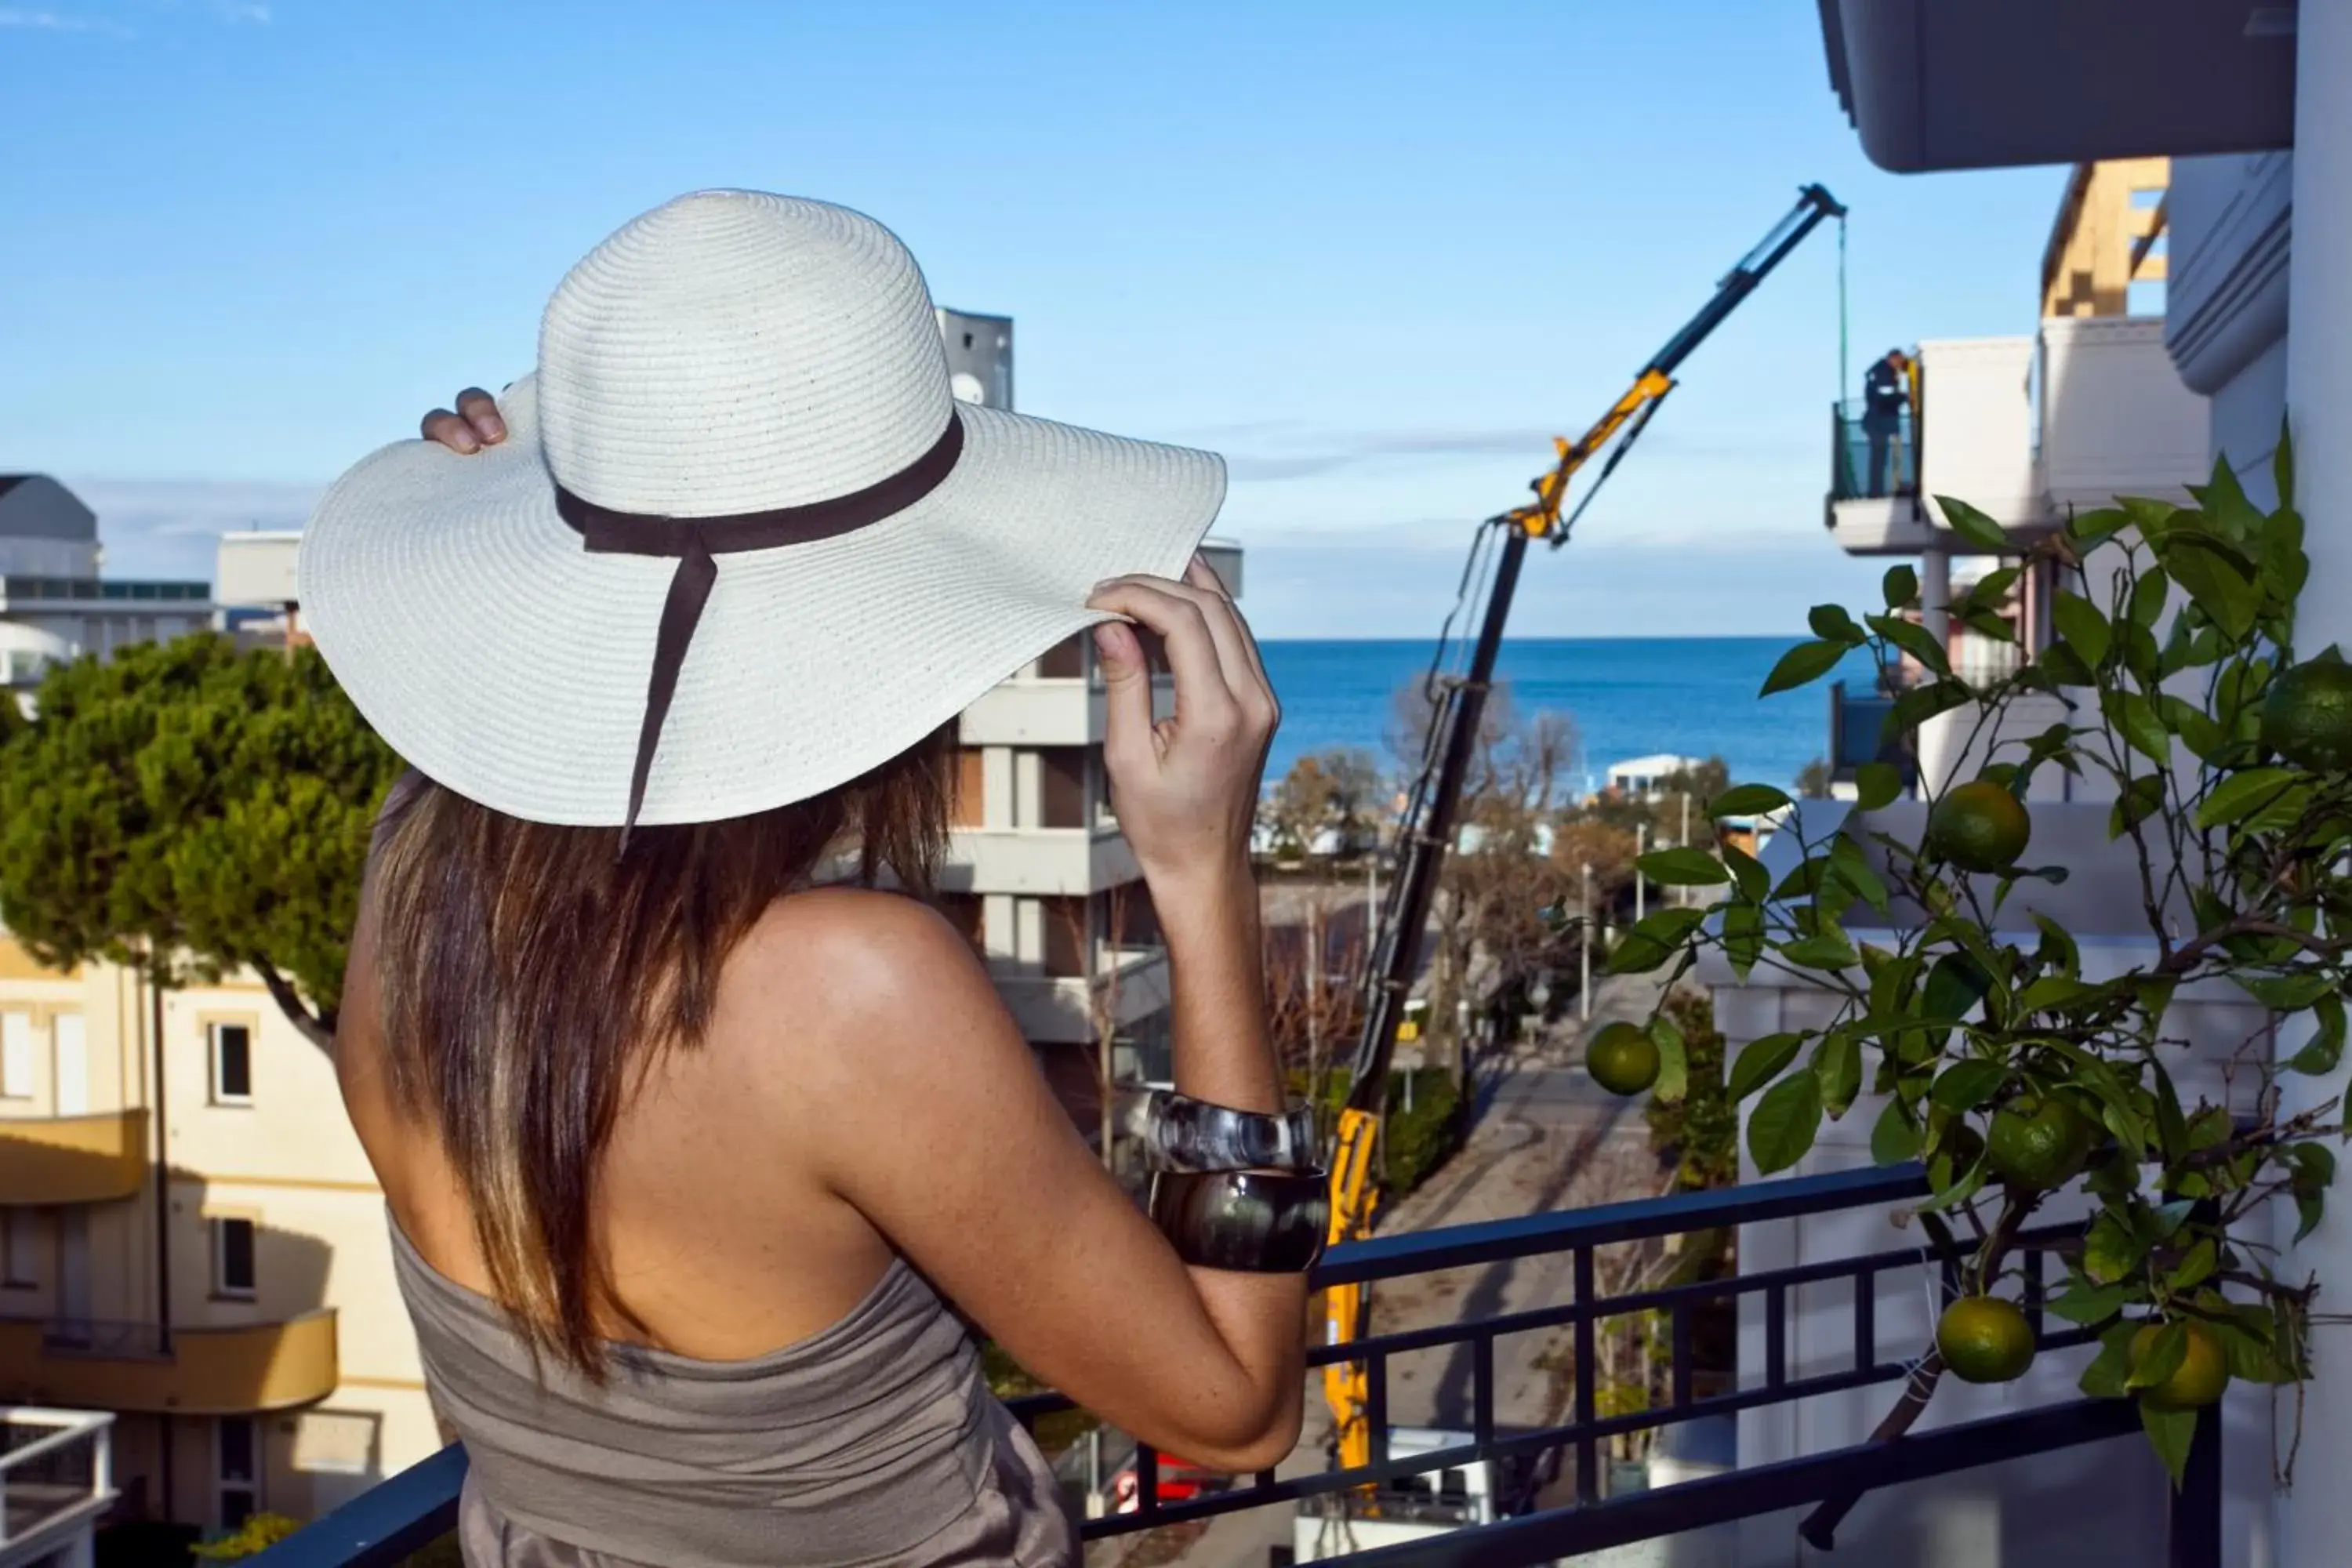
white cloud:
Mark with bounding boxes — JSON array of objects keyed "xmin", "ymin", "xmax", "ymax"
[
  {"xmin": 60, "ymin": 478, "xmax": 321, "ymax": 581},
  {"xmin": 0, "ymin": 8, "xmax": 136, "ymax": 36},
  {"xmin": 210, "ymin": 0, "xmax": 267, "ymax": 22}
]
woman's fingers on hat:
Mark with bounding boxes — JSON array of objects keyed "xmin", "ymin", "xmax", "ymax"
[
  {"xmin": 1105, "ymin": 573, "xmax": 1267, "ymax": 735},
  {"xmin": 1092, "ymin": 621, "xmax": 1159, "ymax": 774},
  {"xmin": 1185, "ymin": 557, "xmax": 1276, "ymax": 717},
  {"xmin": 454, "ymin": 387, "xmax": 506, "ymax": 445},
  {"xmin": 1086, "ymin": 579, "xmax": 1239, "ymax": 728},
  {"xmin": 419, "ymin": 408, "xmax": 481, "ymax": 454}
]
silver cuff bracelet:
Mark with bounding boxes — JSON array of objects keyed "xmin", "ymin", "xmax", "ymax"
[
  {"xmin": 1149, "ymin": 1168, "xmax": 1330, "ymax": 1273},
  {"xmin": 1143, "ymin": 1090, "xmax": 1319, "ymax": 1174}
]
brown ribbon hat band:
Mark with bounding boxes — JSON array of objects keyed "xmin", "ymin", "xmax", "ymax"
[{"xmin": 554, "ymin": 410, "xmax": 967, "ymax": 845}]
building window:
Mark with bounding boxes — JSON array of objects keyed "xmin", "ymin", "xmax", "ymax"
[
  {"xmin": 0, "ymin": 1012, "xmax": 31, "ymax": 1099},
  {"xmin": 212, "ymin": 1217, "xmax": 257, "ymax": 1298},
  {"xmin": 1035, "ymin": 633, "xmax": 1085, "ymax": 680},
  {"xmin": 1040, "ymin": 895, "xmax": 1090, "ymax": 978},
  {"xmin": 951, "ymin": 746, "xmax": 985, "ymax": 829},
  {"xmin": 1101, "ymin": 881, "xmax": 1160, "ymax": 949},
  {"xmin": 1037, "ymin": 747, "xmax": 1088, "ymax": 829},
  {"xmin": 2, "ymin": 1209, "xmax": 38, "ymax": 1289},
  {"xmin": 217, "ymin": 1416, "xmax": 259, "ymax": 1530},
  {"xmin": 210, "ymin": 1022, "xmax": 253, "ymax": 1105}
]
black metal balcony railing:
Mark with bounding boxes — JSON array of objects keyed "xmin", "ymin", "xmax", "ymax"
[
  {"xmin": 250, "ymin": 1163, "xmax": 2222, "ymax": 1568},
  {"xmin": 1828, "ymin": 677, "xmax": 1917, "ymax": 789},
  {"xmin": 1830, "ymin": 398, "xmax": 1918, "ymax": 501}
]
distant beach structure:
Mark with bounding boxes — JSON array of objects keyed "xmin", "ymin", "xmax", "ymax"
[{"xmin": 1604, "ymin": 753, "xmax": 1706, "ymax": 800}]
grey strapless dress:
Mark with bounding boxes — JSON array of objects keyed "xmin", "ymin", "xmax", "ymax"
[{"xmin": 390, "ymin": 1222, "xmax": 1076, "ymax": 1567}]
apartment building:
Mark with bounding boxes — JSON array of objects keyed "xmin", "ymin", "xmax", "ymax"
[
  {"xmin": 1817, "ymin": 156, "xmax": 2209, "ymax": 799},
  {"xmin": 0, "ymin": 949, "xmax": 429, "ymax": 1541},
  {"xmin": 0, "ymin": 477, "xmax": 215, "ymax": 696}
]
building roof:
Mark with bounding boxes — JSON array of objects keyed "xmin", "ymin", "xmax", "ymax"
[{"xmin": 1606, "ymin": 753, "xmax": 1703, "ymax": 779}]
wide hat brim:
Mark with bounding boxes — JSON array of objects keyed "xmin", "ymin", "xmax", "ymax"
[{"xmin": 298, "ymin": 375, "xmax": 1225, "ymax": 827}]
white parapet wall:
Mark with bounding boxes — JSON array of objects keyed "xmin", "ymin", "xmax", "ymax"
[{"xmin": 1699, "ymin": 800, "xmax": 2274, "ymax": 1568}]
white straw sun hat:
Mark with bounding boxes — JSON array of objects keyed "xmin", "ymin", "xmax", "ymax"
[{"xmin": 299, "ymin": 189, "xmax": 1226, "ymax": 832}]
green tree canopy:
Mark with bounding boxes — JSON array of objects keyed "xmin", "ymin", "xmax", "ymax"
[{"xmin": 0, "ymin": 635, "xmax": 403, "ymax": 1046}]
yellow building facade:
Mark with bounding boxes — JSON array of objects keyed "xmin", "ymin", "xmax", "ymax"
[{"xmin": 0, "ymin": 934, "xmax": 436, "ymax": 1536}]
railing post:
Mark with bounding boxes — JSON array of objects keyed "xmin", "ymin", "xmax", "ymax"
[{"xmin": 2167, "ymin": 1403, "xmax": 2223, "ymax": 1568}]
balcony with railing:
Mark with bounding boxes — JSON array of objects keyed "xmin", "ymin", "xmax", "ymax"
[
  {"xmin": 0, "ymin": 1310, "xmax": 338, "ymax": 1415},
  {"xmin": 0, "ymin": 577, "xmax": 212, "ymax": 607},
  {"xmin": 0, "ymin": 1109, "xmax": 147, "ymax": 1206},
  {"xmin": 245, "ymin": 1166, "xmax": 2220, "ymax": 1568},
  {"xmin": 0, "ymin": 1407, "xmax": 112, "ymax": 1568}
]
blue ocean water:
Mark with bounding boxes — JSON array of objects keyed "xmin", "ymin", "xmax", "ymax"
[{"xmin": 1258, "ymin": 637, "xmax": 1875, "ymax": 798}]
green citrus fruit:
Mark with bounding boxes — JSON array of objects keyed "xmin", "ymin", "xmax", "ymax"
[
  {"xmin": 1937, "ymin": 1295, "xmax": 2037, "ymax": 1385},
  {"xmin": 2131, "ymin": 1321, "xmax": 2231, "ymax": 1412},
  {"xmin": 2261, "ymin": 660, "xmax": 2352, "ymax": 773},
  {"xmin": 1986, "ymin": 1096, "xmax": 2096, "ymax": 1190},
  {"xmin": 1586, "ymin": 1022, "xmax": 1660, "ymax": 1096},
  {"xmin": 1925, "ymin": 781, "xmax": 2033, "ymax": 874}
]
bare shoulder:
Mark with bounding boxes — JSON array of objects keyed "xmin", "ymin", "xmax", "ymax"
[{"xmin": 712, "ymin": 888, "xmax": 1015, "ymax": 1094}]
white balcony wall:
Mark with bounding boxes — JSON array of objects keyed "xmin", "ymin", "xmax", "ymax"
[
  {"xmin": 942, "ymin": 827, "xmax": 1138, "ymax": 897},
  {"xmin": 1917, "ymin": 336, "xmax": 2039, "ymax": 530},
  {"xmin": 1704, "ymin": 802, "xmax": 2274, "ymax": 1568},
  {"xmin": 960, "ymin": 684, "xmax": 1102, "ymax": 747},
  {"xmin": 2036, "ymin": 318, "xmax": 2209, "ymax": 514},
  {"xmin": 993, "ymin": 948, "xmax": 1171, "ymax": 1045}
]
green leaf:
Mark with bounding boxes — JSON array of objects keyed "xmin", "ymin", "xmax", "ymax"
[
  {"xmin": 2084, "ymin": 1211, "xmax": 2146, "ymax": 1286},
  {"xmin": 2050, "ymin": 591, "xmax": 2112, "ymax": 669},
  {"xmin": 1728, "ymin": 1031, "xmax": 1806, "ymax": 1103},
  {"xmin": 1650, "ymin": 1013, "xmax": 1688, "ymax": 1105},
  {"xmin": 1826, "ymin": 836, "xmax": 1892, "ymax": 916},
  {"xmin": 1882, "ymin": 564, "xmax": 1918, "ymax": 611},
  {"xmin": 1760, "ymin": 639, "xmax": 1850, "ymax": 698},
  {"xmin": 1930, "ymin": 1058, "xmax": 2006, "ymax": 1112},
  {"xmin": 1807, "ymin": 604, "xmax": 1867, "ymax": 646},
  {"xmin": 1723, "ymin": 901, "xmax": 1765, "ymax": 980},
  {"xmin": 2140, "ymin": 1402, "xmax": 2197, "ymax": 1487},
  {"xmin": 1721, "ymin": 843, "xmax": 1769, "ymax": 903},
  {"xmin": 2049, "ymin": 1279, "xmax": 2131, "ymax": 1327},
  {"xmin": 1778, "ymin": 931, "xmax": 1859, "ymax": 971},
  {"xmin": 2067, "ymin": 506, "xmax": 2132, "ymax": 546},
  {"xmin": 1922, "ymin": 951, "xmax": 1993, "ymax": 1022},
  {"xmin": 2235, "ymin": 971, "xmax": 2334, "ymax": 1011},
  {"xmin": 1748, "ymin": 1071, "xmax": 1824, "ymax": 1174},
  {"xmin": 2081, "ymin": 1322, "xmax": 2140, "ymax": 1398},
  {"xmin": 2194, "ymin": 768, "xmax": 2298, "ymax": 830},
  {"xmin": 1935, "ymin": 495, "xmax": 2012, "ymax": 554},
  {"xmin": 2017, "ymin": 975, "xmax": 2098, "ymax": 1012},
  {"xmin": 1709, "ymin": 784, "xmax": 1792, "ymax": 819},
  {"xmin": 1636, "ymin": 847, "xmax": 1731, "ymax": 887},
  {"xmin": 2101, "ymin": 689, "xmax": 2173, "ymax": 769},
  {"xmin": 2291, "ymin": 996, "xmax": 2346, "ymax": 1076},
  {"xmin": 1813, "ymin": 1033, "xmax": 1863, "ymax": 1117},
  {"xmin": 2125, "ymin": 1322, "xmax": 2187, "ymax": 1392},
  {"xmin": 2163, "ymin": 534, "xmax": 2260, "ymax": 639},
  {"xmin": 1606, "ymin": 906, "xmax": 1707, "ymax": 975},
  {"xmin": 1866, "ymin": 613, "xmax": 1953, "ymax": 680},
  {"xmin": 1869, "ymin": 1098, "xmax": 1922, "ymax": 1165},
  {"xmin": 1854, "ymin": 761, "xmax": 1904, "ymax": 811},
  {"xmin": 2129, "ymin": 566, "xmax": 2170, "ymax": 630},
  {"xmin": 2170, "ymin": 1238, "xmax": 2220, "ymax": 1293}
]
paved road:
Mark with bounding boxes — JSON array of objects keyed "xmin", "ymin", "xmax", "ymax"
[{"xmin": 1093, "ymin": 971, "xmax": 1676, "ymax": 1568}]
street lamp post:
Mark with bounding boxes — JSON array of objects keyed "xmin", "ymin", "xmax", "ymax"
[
  {"xmin": 1580, "ymin": 861, "xmax": 1594, "ymax": 1022},
  {"xmin": 1635, "ymin": 821, "xmax": 1647, "ymax": 923}
]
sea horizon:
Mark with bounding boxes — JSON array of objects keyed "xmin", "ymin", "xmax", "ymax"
[{"xmin": 1256, "ymin": 633, "xmax": 1871, "ymax": 798}]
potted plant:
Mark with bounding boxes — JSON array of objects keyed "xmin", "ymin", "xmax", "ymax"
[{"xmin": 1597, "ymin": 434, "xmax": 2341, "ymax": 1486}]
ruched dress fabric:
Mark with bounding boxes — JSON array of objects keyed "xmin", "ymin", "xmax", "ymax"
[{"xmin": 390, "ymin": 1221, "xmax": 1075, "ymax": 1568}]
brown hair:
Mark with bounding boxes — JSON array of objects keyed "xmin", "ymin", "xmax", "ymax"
[{"xmin": 365, "ymin": 727, "xmax": 953, "ymax": 1374}]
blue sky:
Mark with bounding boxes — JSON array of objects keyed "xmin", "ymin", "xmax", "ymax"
[{"xmin": 0, "ymin": 1, "xmax": 2069, "ymax": 636}]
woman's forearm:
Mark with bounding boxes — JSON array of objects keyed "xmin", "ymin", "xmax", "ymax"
[{"xmin": 1156, "ymin": 855, "xmax": 1282, "ymax": 1114}]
